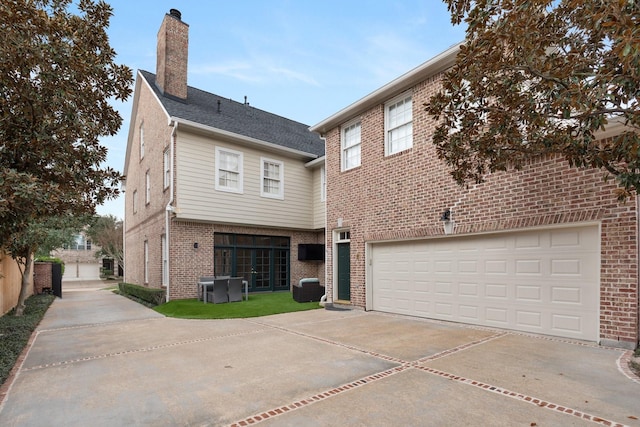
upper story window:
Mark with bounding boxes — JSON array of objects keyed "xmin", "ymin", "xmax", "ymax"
[
  {"xmin": 341, "ymin": 119, "xmax": 361, "ymax": 171},
  {"xmin": 260, "ymin": 157, "xmax": 284, "ymax": 199},
  {"xmin": 139, "ymin": 123, "xmax": 145, "ymax": 160},
  {"xmin": 64, "ymin": 234, "xmax": 92, "ymax": 251},
  {"xmin": 320, "ymin": 166, "xmax": 326, "ymax": 202},
  {"xmin": 133, "ymin": 189, "xmax": 138, "ymax": 214},
  {"xmin": 145, "ymin": 170, "xmax": 151, "ymax": 204},
  {"xmin": 385, "ymin": 92, "xmax": 413, "ymax": 155},
  {"xmin": 163, "ymin": 149, "xmax": 170, "ymax": 189},
  {"xmin": 215, "ymin": 147, "xmax": 243, "ymax": 194}
]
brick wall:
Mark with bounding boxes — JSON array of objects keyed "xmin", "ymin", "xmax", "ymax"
[
  {"xmin": 155, "ymin": 10, "xmax": 188, "ymax": 100},
  {"xmin": 324, "ymin": 72, "xmax": 638, "ymax": 346},
  {"xmin": 33, "ymin": 262, "xmax": 52, "ymax": 294},
  {"xmin": 167, "ymin": 221, "xmax": 324, "ymax": 300}
]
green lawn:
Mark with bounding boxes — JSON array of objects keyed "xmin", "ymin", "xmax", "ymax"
[{"xmin": 153, "ymin": 291, "xmax": 321, "ymax": 319}]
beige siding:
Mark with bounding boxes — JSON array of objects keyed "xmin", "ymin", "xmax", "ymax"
[
  {"xmin": 312, "ymin": 166, "xmax": 326, "ymax": 229},
  {"xmin": 176, "ymin": 132, "xmax": 315, "ymax": 229}
]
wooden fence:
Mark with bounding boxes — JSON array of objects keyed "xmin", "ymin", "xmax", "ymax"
[{"xmin": 0, "ymin": 251, "xmax": 33, "ymax": 315}]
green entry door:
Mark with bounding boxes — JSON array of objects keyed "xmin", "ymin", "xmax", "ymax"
[{"xmin": 337, "ymin": 242, "xmax": 350, "ymax": 301}]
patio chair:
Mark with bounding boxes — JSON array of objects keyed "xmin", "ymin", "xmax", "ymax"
[
  {"xmin": 198, "ymin": 276, "xmax": 215, "ymax": 302},
  {"xmin": 207, "ymin": 278, "xmax": 229, "ymax": 303},
  {"xmin": 228, "ymin": 277, "xmax": 244, "ymax": 302}
]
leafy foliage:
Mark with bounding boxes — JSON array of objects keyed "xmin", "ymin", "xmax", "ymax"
[
  {"xmin": 0, "ymin": 0, "xmax": 133, "ymax": 244},
  {"xmin": 118, "ymin": 283, "xmax": 165, "ymax": 306},
  {"xmin": 428, "ymin": 0, "xmax": 640, "ymax": 200},
  {"xmin": 0, "ymin": 293, "xmax": 55, "ymax": 386},
  {"xmin": 86, "ymin": 215, "xmax": 123, "ymax": 273}
]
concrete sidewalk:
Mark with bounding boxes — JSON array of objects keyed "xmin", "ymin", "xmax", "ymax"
[{"xmin": 0, "ymin": 284, "xmax": 638, "ymax": 426}]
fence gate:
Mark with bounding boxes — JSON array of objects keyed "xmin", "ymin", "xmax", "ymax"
[{"xmin": 52, "ymin": 262, "xmax": 62, "ymax": 298}]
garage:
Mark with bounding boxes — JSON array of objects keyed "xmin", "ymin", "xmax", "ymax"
[{"xmin": 370, "ymin": 226, "xmax": 600, "ymax": 341}]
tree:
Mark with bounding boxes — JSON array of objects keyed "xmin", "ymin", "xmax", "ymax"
[
  {"xmin": 85, "ymin": 215, "xmax": 123, "ymax": 275},
  {"xmin": 427, "ymin": 0, "xmax": 640, "ymax": 200},
  {"xmin": 0, "ymin": 0, "xmax": 132, "ymax": 244},
  {"xmin": 6, "ymin": 215, "xmax": 86, "ymax": 315}
]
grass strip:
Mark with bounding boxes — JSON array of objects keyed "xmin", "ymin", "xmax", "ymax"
[
  {"xmin": 154, "ymin": 291, "xmax": 320, "ymax": 319},
  {"xmin": 0, "ymin": 294, "xmax": 55, "ymax": 385}
]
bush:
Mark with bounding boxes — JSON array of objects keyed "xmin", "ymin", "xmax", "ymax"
[
  {"xmin": 35, "ymin": 256, "xmax": 65, "ymax": 275},
  {"xmin": 118, "ymin": 283, "xmax": 165, "ymax": 306},
  {"xmin": 0, "ymin": 294, "xmax": 56, "ymax": 386}
]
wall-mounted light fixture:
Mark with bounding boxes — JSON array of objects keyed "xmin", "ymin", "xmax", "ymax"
[
  {"xmin": 440, "ymin": 208, "xmax": 455, "ymax": 235},
  {"xmin": 193, "ymin": 242, "xmax": 199, "ymax": 249}
]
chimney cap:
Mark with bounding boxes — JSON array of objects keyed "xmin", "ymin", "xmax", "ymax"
[{"xmin": 169, "ymin": 9, "xmax": 182, "ymax": 20}]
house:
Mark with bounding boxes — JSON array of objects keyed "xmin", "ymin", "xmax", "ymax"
[
  {"xmin": 51, "ymin": 232, "xmax": 104, "ymax": 281},
  {"xmin": 123, "ymin": 10, "xmax": 325, "ymax": 301},
  {"xmin": 310, "ymin": 44, "xmax": 639, "ymax": 349}
]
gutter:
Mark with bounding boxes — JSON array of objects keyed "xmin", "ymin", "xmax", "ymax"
[{"xmin": 165, "ymin": 122, "xmax": 177, "ymax": 302}]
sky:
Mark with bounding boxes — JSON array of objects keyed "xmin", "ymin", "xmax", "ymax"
[{"xmin": 96, "ymin": 0, "xmax": 467, "ymax": 219}]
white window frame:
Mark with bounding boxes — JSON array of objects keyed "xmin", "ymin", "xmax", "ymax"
[
  {"xmin": 144, "ymin": 240, "xmax": 149, "ymax": 284},
  {"xmin": 161, "ymin": 234, "xmax": 168, "ymax": 285},
  {"xmin": 163, "ymin": 148, "xmax": 170, "ymax": 189},
  {"xmin": 215, "ymin": 147, "xmax": 243, "ymax": 194},
  {"xmin": 139, "ymin": 123, "xmax": 145, "ymax": 160},
  {"xmin": 132, "ymin": 190, "xmax": 138, "ymax": 214},
  {"xmin": 260, "ymin": 157, "xmax": 284, "ymax": 199},
  {"xmin": 385, "ymin": 91, "xmax": 413, "ymax": 156},
  {"xmin": 341, "ymin": 119, "xmax": 361, "ymax": 171},
  {"xmin": 145, "ymin": 170, "xmax": 150, "ymax": 205},
  {"xmin": 320, "ymin": 166, "xmax": 326, "ymax": 202}
]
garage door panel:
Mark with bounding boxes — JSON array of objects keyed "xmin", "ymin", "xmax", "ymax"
[{"xmin": 372, "ymin": 226, "xmax": 599, "ymax": 341}]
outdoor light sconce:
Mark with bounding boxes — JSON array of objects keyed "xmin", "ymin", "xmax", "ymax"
[
  {"xmin": 440, "ymin": 208, "xmax": 455, "ymax": 235},
  {"xmin": 193, "ymin": 242, "xmax": 199, "ymax": 249}
]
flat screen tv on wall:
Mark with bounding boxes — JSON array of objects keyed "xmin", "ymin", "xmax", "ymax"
[{"xmin": 298, "ymin": 244, "xmax": 325, "ymax": 261}]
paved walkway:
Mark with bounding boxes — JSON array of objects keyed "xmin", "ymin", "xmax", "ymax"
[{"xmin": 0, "ymin": 282, "xmax": 638, "ymax": 426}]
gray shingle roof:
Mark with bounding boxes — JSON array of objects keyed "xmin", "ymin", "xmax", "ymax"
[{"xmin": 140, "ymin": 70, "xmax": 324, "ymax": 157}]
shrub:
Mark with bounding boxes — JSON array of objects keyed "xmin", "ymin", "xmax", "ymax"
[
  {"xmin": 0, "ymin": 294, "xmax": 56, "ymax": 386},
  {"xmin": 118, "ymin": 283, "xmax": 165, "ymax": 306},
  {"xmin": 35, "ymin": 256, "xmax": 65, "ymax": 275}
]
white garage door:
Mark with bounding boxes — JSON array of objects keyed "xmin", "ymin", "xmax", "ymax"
[{"xmin": 371, "ymin": 226, "xmax": 600, "ymax": 341}]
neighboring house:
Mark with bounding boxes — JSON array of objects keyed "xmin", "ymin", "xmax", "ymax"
[
  {"xmin": 123, "ymin": 10, "xmax": 325, "ymax": 300},
  {"xmin": 52, "ymin": 232, "xmax": 103, "ymax": 281},
  {"xmin": 311, "ymin": 44, "xmax": 639, "ymax": 349}
]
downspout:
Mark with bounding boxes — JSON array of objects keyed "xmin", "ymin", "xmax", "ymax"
[{"xmin": 165, "ymin": 122, "xmax": 177, "ymax": 302}]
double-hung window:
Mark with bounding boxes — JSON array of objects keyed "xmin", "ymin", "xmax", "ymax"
[
  {"xmin": 261, "ymin": 157, "xmax": 284, "ymax": 199},
  {"xmin": 385, "ymin": 92, "xmax": 413, "ymax": 155},
  {"xmin": 341, "ymin": 119, "xmax": 361, "ymax": 171},
  {"xmin": 163, "ymin": 149, "xmax": 170, "ymax": 189},
  {"xmin": 145, "ymin": 170, "xmax": 150, "ymax": 204},
  {"xmin": 215, "ymin": 147, "xmax": 243, "ymax": 193},
  {"xmin": 139, "ymin": 123, "xmax": 145, "ymax": 160}
]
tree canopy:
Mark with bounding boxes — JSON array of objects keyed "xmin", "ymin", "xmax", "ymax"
[
  {"xmin": 0, "ymin": 0, "xmax": 132, "ymax": 244},
  {"xmin": 428, "ymin": 0, "xmax": 640, "ymax": 200},
  {"xmin": 85, "ymin": 214, "xmax": 122, "ymax": 273}
]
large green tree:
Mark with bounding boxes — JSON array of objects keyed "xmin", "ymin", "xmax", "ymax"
[
  {"xmin": 85, "ymin": 214, "xmax": 123, "ymax": 275},
  {"xmin": 0, "ymin": 0, "xmax": 132, "ymax": 244},
  {"xmin": 428, "ymin": 0, "xmax": 639, "ymax": 200}
]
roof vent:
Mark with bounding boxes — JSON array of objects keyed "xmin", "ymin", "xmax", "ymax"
[{"xmin": 169, "ymin": 9, "xmax": 182, "ymax": 20}]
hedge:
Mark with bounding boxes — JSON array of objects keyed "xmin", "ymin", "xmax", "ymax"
[{"xmin": 118, "ymin": 283, "xmax": 165, "ymax": 306}]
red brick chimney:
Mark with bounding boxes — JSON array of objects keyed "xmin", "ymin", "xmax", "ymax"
[{"xmin": 156, "ymin": 9, "xmax": 188, "ymax": 100}]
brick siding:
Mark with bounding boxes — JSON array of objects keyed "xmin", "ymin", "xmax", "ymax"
[{"xmin": 324, "ymin": 73, "xmax": 638, "ymax": 346}]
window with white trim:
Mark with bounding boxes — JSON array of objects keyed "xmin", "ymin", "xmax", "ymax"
[
  {"xmin": 260, "ymin": 157, "xmax": 284, "ymax": 199},
  {"xmin": 163, "ymin": 149, "xmax": 170, "ymax": 189},
  {"xmin": 144, "ymin": 240, "xmax": 149, "ymax": 283},
  {"xmin": 139, "ymin": 123, "xmax": 145, "ymax": 160},
  {"xmin": 161, "ymin": 234, "xmax": 168, "ymax": 285},
  {"xmin": 215, "ymin": 147, "xmax": 243, "ymax": 193},
  {"xmin": 385, "ymin": 92, "xmax": 413, "ymax": 155},
  {"xmin": 341, "ymin": 119, "xmax": 361, "ymax": 171},
  {"xmin": 320, "ymin": 166, "xmax": 326, "ymax": 202},
  {"xmin": 145, "ymin": 170, "xmax": 150, "ymax": 204},
  {"xmin": 133, "ymin": 190, "xmax": 138, "ymax": 214}
]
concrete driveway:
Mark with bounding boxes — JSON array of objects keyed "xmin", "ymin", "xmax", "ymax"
[{"xmin": 0, "ymin": 283, "xmax": 638, "ymax": 427}]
